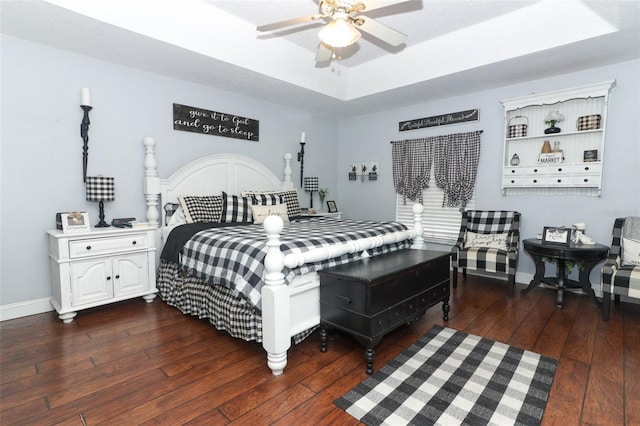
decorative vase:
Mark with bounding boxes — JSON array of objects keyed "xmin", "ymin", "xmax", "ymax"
[
  {"xmin": 541, "ymin": 141, "xmax": 552, "ymax": 153},
  {"xmin": 544, "ymin": 126, "xmax": 561, "ymax": 134},
  {"xmin": 510, "ymin": 153, "xmax": 520, "ymax": 166}
]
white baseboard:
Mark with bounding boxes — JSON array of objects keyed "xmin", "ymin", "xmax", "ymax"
[{"xmin": 0, "ymin": 298, "xmax": 54, "ymax": 322}]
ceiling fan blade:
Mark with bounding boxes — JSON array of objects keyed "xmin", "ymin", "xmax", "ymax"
[
  {"xmin": 356, "ymin": 16, "xmax": 407, "ymax": 46},
  {"xmin": 357, "ymin": 0, "xmax": 414, "ymax": 14},
  {"xmin": 257, "ymin": 14, "xmax": 324, "ymax": 32},
  {"xmin": 315, "ymin": 43, "xmax": 333, "ymax": 63}
]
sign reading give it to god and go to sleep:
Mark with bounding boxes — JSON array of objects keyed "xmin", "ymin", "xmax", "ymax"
[{"xmin": 173, "ymin": 103, "xmax": 259, "ymax": 142}]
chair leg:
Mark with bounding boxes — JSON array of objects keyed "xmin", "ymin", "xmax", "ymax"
[
  {"xmin": 603, "ymin": 292, "xmax": 611, "ymax": 321},
  {"xmin": 614, "ymin": 294, "xmax": 621, "ymax": 305},
  {"xmin": 507, "ymin": 274, "xmax": 515, "ymax": 298},
  {"xmin": 452, "ymin": 267, "xmax": 458, "ymax": 288},
  {"xmin": 462, "ymin": 268, "xmax": 467, "ymax": 279}
]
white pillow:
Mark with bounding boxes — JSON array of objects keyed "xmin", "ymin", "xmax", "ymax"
[
  {"xmin": 622, "ymin": 237, "xmax": 640, "ymax": 266},
  {"xmin": 464, "ymin": 231, "xmax": 509, "ymax": 250},
  {"xmin": 167, "ymin": 206, "xmax": 186, "ymax": 227},
  {"xmin": 251, "ymin": 203, "xmax": 289, "ymax": 225}
]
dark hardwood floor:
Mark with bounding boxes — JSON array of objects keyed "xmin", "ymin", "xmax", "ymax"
[{"xmin": 2, "ymin": 274, "xmax": 639, "ymax": 425}]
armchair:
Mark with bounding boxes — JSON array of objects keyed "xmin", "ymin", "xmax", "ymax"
[
  {"xmin": 451, "ymin": 210, "xmax": 521, "ymax": 297},
  {"xmin": 601, "ymin": 217, "xmax": 640, "ymax": 320}
]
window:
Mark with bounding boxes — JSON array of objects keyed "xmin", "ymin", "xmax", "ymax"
[{"xmin": 396, "ymin": 169, "xmax": 475, "ymax": 244}]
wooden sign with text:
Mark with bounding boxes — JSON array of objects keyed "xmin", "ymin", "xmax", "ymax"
[
  {"xmin": 173, "ymin": 103, "xmax": 259, "ymax": 141},
  {"xmin": 399, "ymin": 109, "xmax": 479, "ymax": 132}
]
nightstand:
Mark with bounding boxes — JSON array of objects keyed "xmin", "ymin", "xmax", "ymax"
[
  {"xmin": 300, "ymin": 211, "xmax": 342, "ymax": 219},
  {"xmin": 47, "ymin": 227, "xmax": 157, "ymax": 323}
]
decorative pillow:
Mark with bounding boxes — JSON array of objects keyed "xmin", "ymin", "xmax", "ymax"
[
  {"xmin": 167, "ymin": 206, "xmax": 186, "ymax": 227},
  {"xmin": 251, "ymin": 203, "xmax": 289, "ymax": 225},
  {"xmin": 221, "ymin": 191, "xmax": 252, "ymax": 223},
  {"xmin": 163, "ymin": 202, "xmax": 181, "ymax": 226},
  {"xmin": 277, "ymin": 189, "xmax": 302, "ymax": 219},
  {"xmin": 251, "ymin": 193, "xmax": 284, "ymax": 206},
  {"xmin": 243, "ymin": 189, "xmax": 301, "ymax": 220},
  {"xmin": 622, "ymin": 237, "xmax": 640, "ymax": 266},
  {"xmin": 464, "ymin": 231, "xmax": 509, "ymax": 250},
  {"xmin": 178, "ymin": 195, "xmax": 223, "ymax": 223}
]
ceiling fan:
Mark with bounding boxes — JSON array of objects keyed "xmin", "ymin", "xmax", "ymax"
[{"xmin": 256, "ymin": 0, "xmax": 409, "ymax": 63}]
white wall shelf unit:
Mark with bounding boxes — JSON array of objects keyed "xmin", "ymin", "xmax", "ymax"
[{"xmin": 501, "ymin": 80, "xmax": 615, "ymax": 196}]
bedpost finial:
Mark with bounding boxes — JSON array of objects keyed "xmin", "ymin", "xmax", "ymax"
[{"xmin": 143, "ymin": 136, "xmax": 156, "ymax": 148}]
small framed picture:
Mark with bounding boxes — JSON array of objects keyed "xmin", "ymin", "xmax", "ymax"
[
  {"xmin": 583, "ymin": 149, "xmax": 598, "ymax": 162},
  {"xmin": 542, "ymin": 226, "xmax": 571, "ymax": 246},
  {"xmin": 327, "ymin": 200, "xmax": 338, "ymax": 213},
  {"xmin": 61, "ymin": 212, "xmax": 90, "ymax": 233}
]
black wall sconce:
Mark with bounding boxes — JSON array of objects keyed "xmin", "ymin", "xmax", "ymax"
[
  {"xmin": 297, "ymin": 131, "xmax": 306, "ymax": 187},
  {"xmin": 80, "ymin": 88, "xmax": 92, "ymax": 183}
]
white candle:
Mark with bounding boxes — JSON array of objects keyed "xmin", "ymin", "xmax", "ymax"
[
  {"xmin": 81, "ymin": 88, "xmax": 91, "ymax": 106},
  {"xmin": 300, "ymin": 131, "xmax": 306, "ymax": 143}
]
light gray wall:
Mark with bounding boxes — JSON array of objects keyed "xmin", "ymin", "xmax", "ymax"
[
  {"xmin": 336, "ymin": 59, "xmax": 640, "ymax": 280},
  {"xmin": 0, "ymin": 35, "xmax": 338, "ymax": 306},
  {"xmin": 1, "ymin": 33, "xmax": 638, "ymax": 310}
]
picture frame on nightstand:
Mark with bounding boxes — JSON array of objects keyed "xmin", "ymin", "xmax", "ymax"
[
  {"xmin": 61, "ymin": 212, "xmax": 90, "ymax": 233},
  {"xmin": 327, "ymin": 200, "xmax": 338, "ymax": 213}
]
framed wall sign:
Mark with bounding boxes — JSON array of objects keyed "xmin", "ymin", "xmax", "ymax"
[
  {"xmin": 327, "ymin": 200, "xmax": 338, "ymax": 213},
  {"xmin": 542, "ymin": 226, "xmax": 571, "ymax": 246},
  {"xmin": 61, "ymin": 212, "xmax": 90, "ymax": 234}
]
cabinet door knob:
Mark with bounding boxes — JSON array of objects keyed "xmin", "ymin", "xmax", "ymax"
[
  {"xmin": 533, "ymin": 169, "xmax": 538, "ymax": 173},
  {"xmin": 106, "ymin": 276, "xmax": 111, "ymax": 281},
  {"xmin": 557, "ymin": 179, "xmax": 562, "ymax": 183},
  {"xmin": 511, "ymin": 170, "xmax": 515, "ymax": 173},
  {"xmin": 115, "ymin": 275, "xmax": 120, "ymax": 279},
  {"xmin": 585, "ymin": 166, "xmax": 590, "ymax": 171},
  {"xmin": 511, "ymin": 180, "xmax": 515, "ymax": 184},
  {"xmin": 558, "ymin": 168, "xmax": 563, "ymax": 172},
  {"xmin": 584, "ymin": 178, "xmax": 589, "ymax": 182},
  {"xmin": 132, "ymin": 241, "xmax": 137, "ymax": 245},
  {"xmin": 86, "ymin": 246, "xmax": 92, "ymax": 250},
  {"xmin": 533, "ymin": 179, "xmax": 538, "ymax": 183}
]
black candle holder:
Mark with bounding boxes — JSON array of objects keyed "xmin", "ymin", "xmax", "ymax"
[
  {"xmin": 297, "ymin": 141, "xmax": 306, "ymax": 187},
  {"xmin": 80, "ymin": 105, "xmax": 93, "ymax": 183}
]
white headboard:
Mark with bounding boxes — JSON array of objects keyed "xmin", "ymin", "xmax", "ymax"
[{"xmin": 143, "ymin": 137, "xmax": 293, "ymax": 227}]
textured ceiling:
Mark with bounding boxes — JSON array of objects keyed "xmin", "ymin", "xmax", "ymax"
[{"xmin": 2, "ymin": 0, "xmax": 639, "ymax": 119}]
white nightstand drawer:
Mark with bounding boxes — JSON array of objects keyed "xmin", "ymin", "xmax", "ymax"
[{"xmin": 69, "ymin": 233, "xmax": 149, "ymax": 258}]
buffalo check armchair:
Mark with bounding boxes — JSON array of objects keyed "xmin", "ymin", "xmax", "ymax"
[
  {"xmin": 451, "ymin": 210, "xmax": 521, "ymax": 297},
  {"xmin": 601, "ymin": 217, "xmax": 640, "ymax": 320}
]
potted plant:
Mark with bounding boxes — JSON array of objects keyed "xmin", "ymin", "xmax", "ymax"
[
  {"xmin": 544, "ymin": 111, "xmax": 565, "ymax": 134},
  {"xmin": 318, "ymin": 187, "xmax": 328, "ymax": 208}
]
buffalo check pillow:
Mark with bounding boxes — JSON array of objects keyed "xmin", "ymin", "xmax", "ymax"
[
  {"xmin": 178, "ymin": 195, "xmax": 223, "ymax": 223},
  {"xmin": 221, "ymin": 191, "xmax": 252, "ymax": 223}
]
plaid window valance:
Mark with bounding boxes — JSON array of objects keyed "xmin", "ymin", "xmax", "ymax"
[{"xmin": 392, "ymin": 130, "xmax": 482, "ymax": 209}]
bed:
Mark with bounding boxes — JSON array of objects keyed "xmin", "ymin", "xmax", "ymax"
[{"xmin": 142, "ymin": 137, "xmax": 425, "ymax": 375}]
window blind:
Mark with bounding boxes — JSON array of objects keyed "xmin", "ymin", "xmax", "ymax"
[{"xmin": 396, "ymin": 170, "xmax": 475, "ymax": 244}]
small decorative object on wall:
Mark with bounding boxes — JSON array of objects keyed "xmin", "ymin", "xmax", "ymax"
[
  {"xmin": 510, "ymin": 153, "xmax": 520, "ymax": 166},
  {"xmin": 61, "ymin": 212, "xmax": 90, "ymax": 234},
  {"xmin": 80, "ymin": 88, "xmax": 92, "ymax": 183},
  {"xmin": 173, "ymin": 103, "xmax": 259, "ymax": 141},
  {"xmin": 544, "ymin": 111, "xmax": 564, "ymax": 134},
  {"xmin": 583, "ymin": 149, "xmax": 598, "ymax": 162},
  {"xmin": 368, "ymin": 162, "xmax": 379, "ymax": 181},
  {"xmin": 360, "ymin": 163, "xmax": 367, "ymax": 182},
  {"xmin": 86, "ymin": 176, "xmax": 115, "ymax": 227},
  {"xmin": 348, "ymin": 164, "xmax": 357, "ymax": 180},
  {"xmin": 298, "ymin": 131, "xmax": 306, "ymax": 187},
  {"xmin": 542, "ymin": 226, "xmax": 571, "ymax": 246},
  {"xmin": 327, "ymin": 200, "xmax": 338, "ymax": 213},
  {"xmin": 507, "ymin": 116, "xmax": 528, "ymax": 138},
  {"xmin": 399, "ymin": 108, "xmax": 479, "ymax": 131},
  {"xmin": 304, "ymin": 177, "xmax": 319, "ymax": 208}
]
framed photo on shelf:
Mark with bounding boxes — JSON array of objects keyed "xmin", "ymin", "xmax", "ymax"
[
  {"xmin": 327, "ymin": 200, "xmax": 338, "ymax": 213},
  {"xmin": 61, "ymin": 212, "xmax": 90, "ymax": 234},
  {"xmin": 542, "ymin": 226, "xmax": 571, "ymax": 246},
  {"xmin": 583, "ymin": 149, "xmax": 598, "ymax": 162}
]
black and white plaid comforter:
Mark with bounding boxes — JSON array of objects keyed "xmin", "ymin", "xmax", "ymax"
[{"xmin": 180, "ymin": 217, "xmax": 410, "ymax": 311}]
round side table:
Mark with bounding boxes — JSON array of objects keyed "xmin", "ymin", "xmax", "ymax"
[{"xmin": 522, "ymin": 238, "xmax": 609, "ymax": 308}]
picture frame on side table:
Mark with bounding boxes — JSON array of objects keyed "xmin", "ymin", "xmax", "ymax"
[
  {"xmin": 61, "ymin": 212, "xmax": 90, "ymax": 233},
  {"xmin": 327, "ymin": 200, "xmax": 338, "ymax": 213},
  {"xmin": 542, "ymin": 226, "xmax": 571, "ymax": 246}
]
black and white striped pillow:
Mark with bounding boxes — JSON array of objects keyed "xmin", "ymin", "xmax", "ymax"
[
  {"xmin": 221, "ymin": 191, "xmax": 252, "ymax": 223},
  {"xmin": 251, "ymin": 193, "xmax": 284, "ymax": 206}
]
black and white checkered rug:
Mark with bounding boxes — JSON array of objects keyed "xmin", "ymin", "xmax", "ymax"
[{"xmin": 335, "ymin": 325, "xmax": 557, "ymax": 426}]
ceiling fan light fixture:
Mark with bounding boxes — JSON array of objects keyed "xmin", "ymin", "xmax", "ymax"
[{"xmin": 318, "ymin": 15, "xmax": 361, "ymax": 48}]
